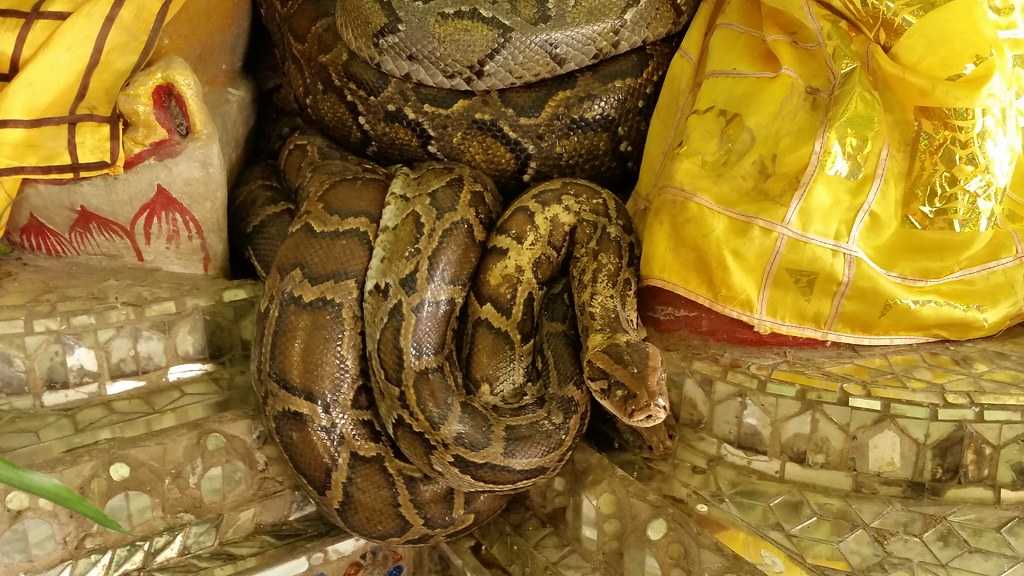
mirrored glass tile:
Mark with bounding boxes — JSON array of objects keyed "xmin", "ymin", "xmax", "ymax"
[
  {"xmin": 804, "ymin": 494, "xmax": 860, "ymax": 524},
  {"xmin": 772, "ymin": 371, "xmax": 839, "ymax": 392},
  {"xmin": 108, "ymin": 545, "xmax": 146, "ymax": 576},
  {"xmin": 981, "ymin": 371, "xmax": 1024, "ymax": 385},
  {"xmin": 949, "ymin": 523, "xmax": 1016, "ymax": 556},
  {"xmin": 0, "ymin": 517, "xmax": 58, "ymax": 563},
  {"xmin": 691, "ymin": 360, "xmax": 725, "ymax": 379},
  {"xmin": 149, "ymin": 532, "xmax": 185, "ymax": 565},
  {"xmin": 891, "ymin": 403, "xmax": 932, "ymax": 418},
  {"xmin": 828, "ymin": 363, "xmax": 884, "ymax": 381},
  {"xmin": 136, "ymin": 324, "xmax": 168, "ymax": 373},
  {"xmin": 909, "ymin": 367, "xmax": 965, "ymax": 385},
  {"xmin": 679, "ymin": 377, "xmax": 709, "ymax": 427},
  {"xmin": 944, "ymin": 379, "xmax": 986, "ymax": 392},
  {"xmin": 822, "ymin": 405, "xmax": 852, "ymax": 427},
  {"xmin": 1001, "ymin": 563, "xmax": 1024, "ymax": 576},
  {"xmin": 736, "ymin": 398, "xmax": 772, "ymax": 454},
  {"xmin": 792, "ymin": 536, "xmax": 850, "ymax": 568},
  {"xmin": 870, "ymin": 387, "xmax": 943, "ymax": 404},
  {"xmin": 946, "ymin": 508, "xmax": 1020, "ymax": 530},
  {"xmin": 879, "ymin": 534, "xmax": 939, "ymax": 564},
  {"xmin": 171, "ymin": 313, "xmax": 208, "ymax": 361},
  {"xmin": 938, "ymin": 408, "xmax": 978, "ymax": 421},
  {"xmin": 985, "ymin": 410, "xmax": 1022, "ymax": 422},
  {"xmin": 839, "ymin": 528, "xmax": 887, "ymax": 570},
  {"xmin": 711, "ymin": 381, "xmax": 739, "ymax": 403},
  {"xmin": 855, "ymin": 358, "xmax": 893, "ymax": 371},
  {"xmin": 726, "ymin": 498, "xmax": 778, "ymax": 529},
  {"xmin": 770, "ymin": 493, "xmax": 815, "ymax": 531},
  {"xmin": 782, "ymin": 462, "xmax": 854, "ymax": 491},
  {"xmin": 852, "ymin": 412, "xmax": 884, "ymax": 436},
  {"xmin": 73, "ymin": 551, "xmax": 112, "ymax": 576},
  {"xmin": 923, "ymin": 522, "xmax": 970, "ymax": 564},
  {"xmin": 942, "ymin": 486, "xmax": 997, "ymax": 504},
  {"xmin": 850, "ymin": 397, "xmax": 882, "ymax": 410},
  {"xmin": 1001, "ymin": 518, "xmax": 1024, "ymax": 554},
  {"xmin": 947, "ymin": 551, "xmax": 1019, "ymax": 576},
  {"xmin": 792, "ymin": 517, "xmax": 855, "ymax": 543},
  {"xmin": 725, "ymin": 370, "xmax": 760, "ymax": 390},
  {"xmin": 32, "ymin": 317, "xmax": 63, "ymax": 333},
  {"xmin": 765, "ymin": 382, "xmax": 798, "ymax": 397},
  {"xmin": 780, "ymin": 411, "xmax": 812, "ymax": 463},
  {"xmin": 0, "ymin": 319, "xmax": 25, "ymax": 335},
  {"xmin": 871, "ymin": 511, "xmax": 933, "ymax": 536},
  {"xmin": 946, "ymin": 393, "xmax": 973, "ymax": 405},
  {"xmin": 974, "ymin": 393, "xmax": 1024, "ymax": 406},
  {"xmin": 712, "ymin": 397, "xmax": 742, "ymax": 446},
  {"xmin": 973, "ymin": 424, "xmax": 1003, "ymax": 446},
  {"xmin": 100, "ymin": 327, "xmax": 140, "ymax": 380},
  {"xmin": 144, "ymin": 301, "xmax": 178, "ymax": 318},
  {"xmin": 0, "ymin": 337, "xmax": 28, "ymax": 395}
]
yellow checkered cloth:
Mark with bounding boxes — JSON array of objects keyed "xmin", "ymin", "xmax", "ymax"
[
  {"xmin": 630, "ymin": 0, "xmax": 1024, "ymax": 344},
  {"xmin": 0, "ymin": 0, "xmax": 184, "ymax": 234}
]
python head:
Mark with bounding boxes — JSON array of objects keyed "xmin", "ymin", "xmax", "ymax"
[{"xmin": 584, "ymin": 336, "xmax": 670, "ymax": 428}]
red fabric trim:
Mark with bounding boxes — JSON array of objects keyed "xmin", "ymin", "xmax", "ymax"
[{"xmin": 639, "ymin": 286, "xmax": 827, "ymax": 347}]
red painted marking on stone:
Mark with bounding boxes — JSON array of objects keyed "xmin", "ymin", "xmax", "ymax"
[
  {"xmin": 68, "ymin": 204, "xmax": 144, "ymax": 261},
  {"xmin": 130, "ymin": 184, "xmax": 211, "ymax": 272},
  {"xmin": 16, "ymin": 213, "xmax": 79, "ymax": 257},
  {"xmin": 125, "ymin": 82, "xmax": 192, "ymax": 171}
]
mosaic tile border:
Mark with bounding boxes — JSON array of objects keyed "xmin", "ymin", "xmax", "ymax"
[
  {"xmin": 0, "ymin": 256, "xmax": 259, "ymax": 410},
  {"xmin": 0, "ymin": 409, "xmax": 298, "ymax": 575},
  {"xmin": 656, "ymin": 326, "xmax": 1024, "ymax": 495},
  {"xmin": 609, "ymin": 435, "xmax": 1024, "ymax": 576}
]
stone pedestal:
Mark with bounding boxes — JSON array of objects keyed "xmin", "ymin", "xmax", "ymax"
[{"xmin": 3, "ymin": 253, "xmax": 1023, "ymax": 575}]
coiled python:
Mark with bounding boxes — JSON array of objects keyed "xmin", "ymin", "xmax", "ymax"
[
  {"xmin": 234, "ymin": 0, "xmax": 691, "ymax": 545},
  {"xmin": 255, "ymin": 0, "xmax": 691, "ymax": 193}
]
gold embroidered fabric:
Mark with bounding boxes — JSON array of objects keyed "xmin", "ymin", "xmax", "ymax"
[
  {"xmin": 629, "ymin": 0, "xmax": 1024, "ymax": 344},
  {"xmin": 0, "ymin": 0, "xmax": 184, "ymax": 236}
]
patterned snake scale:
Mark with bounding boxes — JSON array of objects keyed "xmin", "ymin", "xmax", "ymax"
[
  {"xmin": 232, "ymin": 0, "xmax": 690, "ymax": 545},
  {"xmin": 256, "ymin": 0, "xmax": 692, "ymax": 193}
]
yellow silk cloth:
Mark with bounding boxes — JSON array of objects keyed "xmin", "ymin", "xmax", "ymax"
[
  {"xmin": 630, "ymin": 0, "xmax": 1024, "ymax": 344},
  {"xmin": 0, "ymin": 0, "xmax": 184, "ymax": 235}
]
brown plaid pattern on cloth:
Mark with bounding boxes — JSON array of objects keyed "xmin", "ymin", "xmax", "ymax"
[
  {"xmin": 0, "ymin": 0, "xmax": 181, "ymax": 232},
  {"xmin": 0, "ymin": 2, "xmax": 73, "ymax": 83}
]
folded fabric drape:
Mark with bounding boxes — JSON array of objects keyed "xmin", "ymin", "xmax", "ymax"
[
  {"xmin": 630, "ymin": 0, "xmax": 1024, "ymax": 344},
  {"xmin": 0, "ymin": 0, "xmax": 184, "ymax": 235}
]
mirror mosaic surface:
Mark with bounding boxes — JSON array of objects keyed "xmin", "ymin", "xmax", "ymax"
[{"xmin": 3, "ymin": 255, "xmax": 1024, "ymax": 575}]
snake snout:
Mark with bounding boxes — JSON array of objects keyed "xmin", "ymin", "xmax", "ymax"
[
  {"xmin": 624, "ymin": 395, "xmax": 670, "ymax": 427},
  {"xmin": 585, "ymin": 339, "xmax": 670, "ymax": 428}
]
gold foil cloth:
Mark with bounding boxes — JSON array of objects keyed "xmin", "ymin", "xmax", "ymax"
[{"xmin": 629, "ymin": 0, "xmax": 1024, "ymax": 344}]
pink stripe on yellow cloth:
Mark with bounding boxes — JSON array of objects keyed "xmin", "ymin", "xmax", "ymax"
[{"xmin": 630, "ymin": 0, "xmax": 1024, "ymax": 344}]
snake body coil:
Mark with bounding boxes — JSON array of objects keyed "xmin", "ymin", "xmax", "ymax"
[
  {"xmin": 235, "ymin": 0, "xmax": 686, "ymax": 544},
  {"xmin": 256, "ymin": 0, "xmax": 689, "ymax": 193}
]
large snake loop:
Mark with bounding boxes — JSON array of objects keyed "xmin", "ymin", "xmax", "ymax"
[
  {"xmin": 243, "ymin": 136, "xmax": 508, "ymax": 543},
  {"xmin": 334, "ymin": 0, "xmax": 692, "ymax": 91},
  {"xmin": 256, "ymin": 0, "xmax": 688, "ymax": 193},
  {"xmin": 235, "ymin": 0, "xmax": 686, "ymax": 545},
  {"xmin": 362, "ymin": 165, "xmax": 593, "ymax": 493},
  {"xmin": 236, "ymin": 131, "xmax": 667, "ymax": 542}
]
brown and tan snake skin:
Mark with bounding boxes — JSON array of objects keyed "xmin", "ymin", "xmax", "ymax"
[
  {"xmin": 362, "ymin": 168, "xmax": 667, "ymax": 494},
  {"xmin": 335, "ymin": 0, "xmax": 690, "ymax": 91},
  {"xmin": 244, "ymin": 136, "xmax": 508, "ymax": 544},
  {"xmin": 232, "ymin": 0, "xmax": 687, "ymax": 545},
  {"xmin": 235, "ymin": 131, "xmax": 668, "ymax": 543},
  {"xmin": 256, "ymin": 0, "xmax": 691, "ymax": 193}
]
